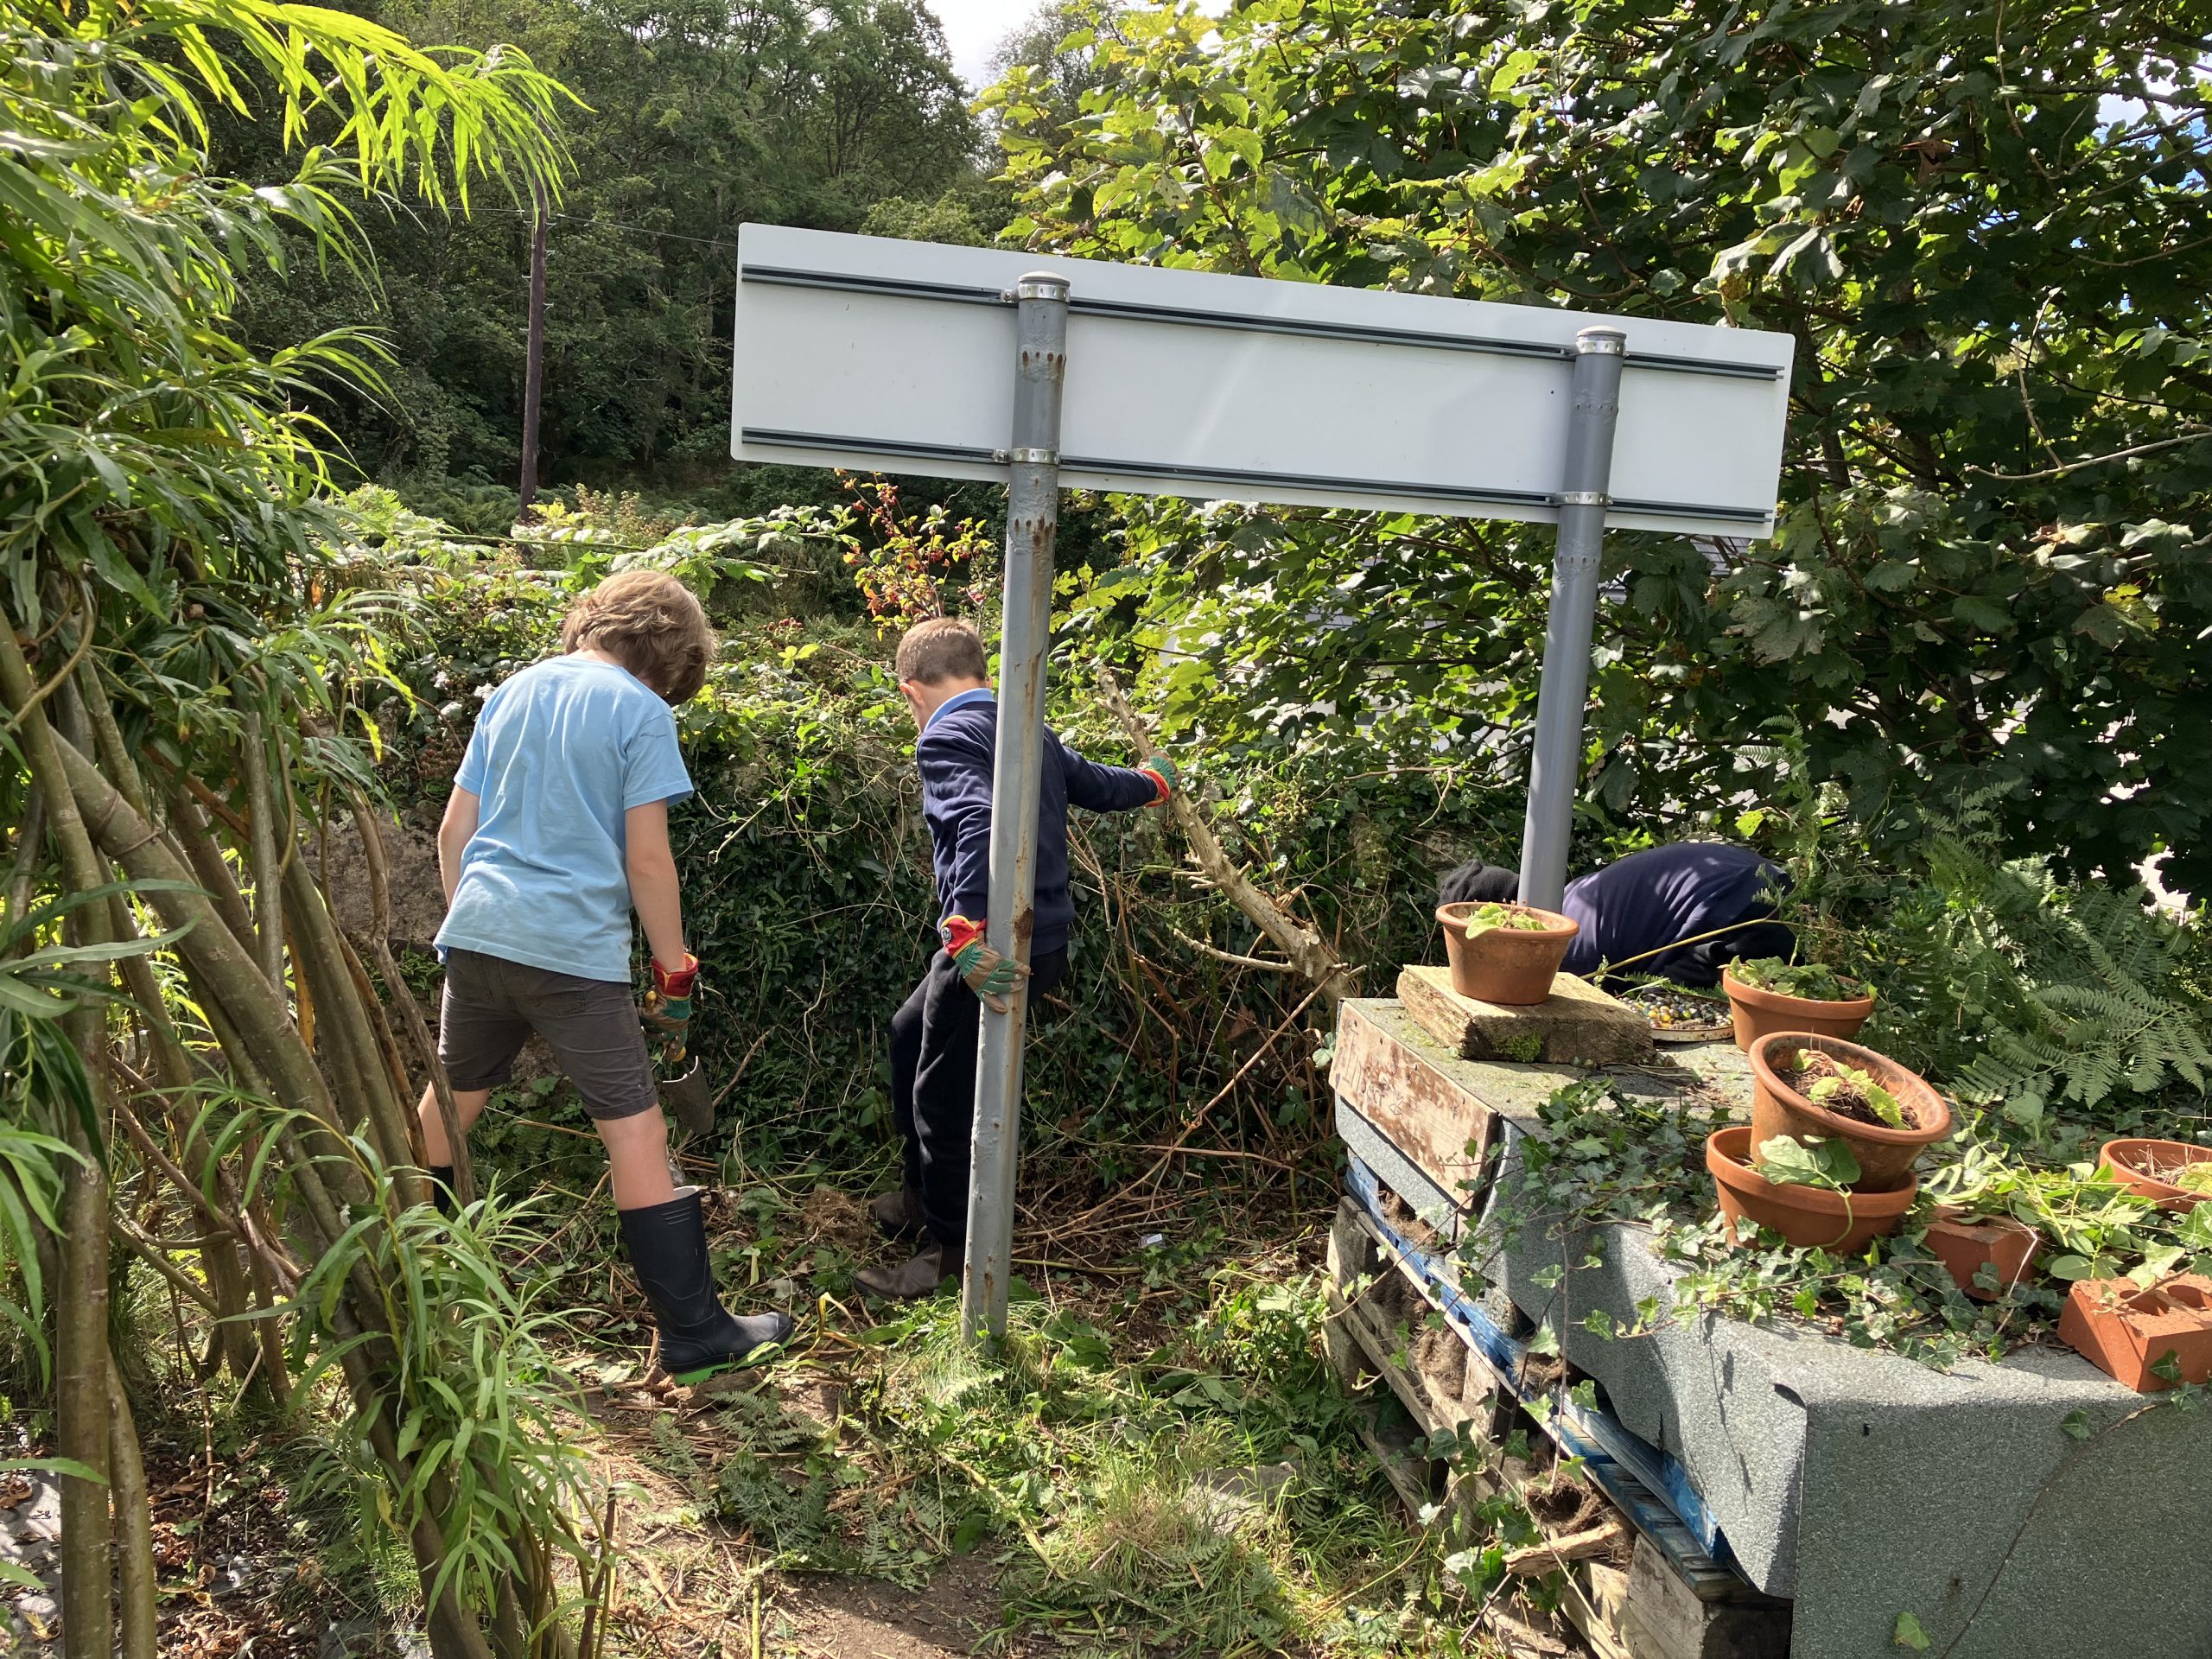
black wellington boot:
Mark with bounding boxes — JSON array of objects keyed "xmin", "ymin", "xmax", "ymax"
[
  {"xmin": 428, "ymin": 1165, "xmax": 456, "ymax": 1216},
  {"xmin": 618, "ymin": 1187, "xmax": 793, "ymax": 1384}
]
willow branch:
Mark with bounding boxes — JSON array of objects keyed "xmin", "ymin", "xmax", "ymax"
[
  {"xmin": 242, "ymin": 712, "xmax": 286, "ymax": 991},
  {"xmin": 1165, "ymin": 925, "xmax": 1300, "ymax": 973},
  {"xmin": 1096, "ymin": 667, "xmax": 1354, "ymax": 1007},
  {"xmin": 106, "ymin": 1357, "xmax": 158, "ymax": 1659},
  {"xmin": 109, "ymin": 1217, "xmax": 219, "ymax": 1315}
]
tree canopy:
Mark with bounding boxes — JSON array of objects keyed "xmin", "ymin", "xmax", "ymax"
[
  {"xmin": 232, "ymin": 0, "xmax": 982, "ymax": 486},
  {"xmin": 988, "ymin": 0, "xmax": 2212, "ymax": 892}
]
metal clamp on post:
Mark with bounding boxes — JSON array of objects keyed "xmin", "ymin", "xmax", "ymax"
[
  {"xmin": 1577, "ymin": 332, "xmax": 1626, "ymax": 356},
  {"xmin": 1556, "ymin": 490, "xmax": 1611, "ymax": 507},
  {"xmin": 1008, "ymin": 447, "xmax": 1058, "ymax": 466}
]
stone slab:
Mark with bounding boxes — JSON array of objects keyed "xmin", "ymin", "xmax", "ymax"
[{"xmin": 1399, "ymin": 964, "xmax": 1658, "ymax": 1065}]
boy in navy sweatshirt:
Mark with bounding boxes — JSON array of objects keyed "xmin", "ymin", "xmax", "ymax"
[{"xmin": 858, "ymin": 617, "xmax": 1173, "ymax": 1300}]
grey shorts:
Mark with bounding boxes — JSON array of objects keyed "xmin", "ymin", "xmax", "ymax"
[{"xmin": 437, "ymin": 949, "xmax": 658, "ymax": 1121}]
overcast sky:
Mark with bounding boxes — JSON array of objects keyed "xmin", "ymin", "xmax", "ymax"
[{"xmin": 929, "ymin": 0, "xmax": 1037, "ymax": 92}]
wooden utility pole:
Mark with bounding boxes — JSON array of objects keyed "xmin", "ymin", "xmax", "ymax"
[{"xmin": 518, "ymin": 176, "xmax": 549, "ymax": 519}]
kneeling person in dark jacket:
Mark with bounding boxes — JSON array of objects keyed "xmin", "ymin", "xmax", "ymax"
[
  {"xmin": 859, "ymin": 619, "xmax": 1174, "ymax": 1300},
  {"xmin": 1439, "ymin": 842, "xmax": 1792, "ymax": 987}
]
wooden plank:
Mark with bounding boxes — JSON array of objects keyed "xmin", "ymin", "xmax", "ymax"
[
  {"xmin": 1618, "ymin": 1537, "xmax": 1791, "ymax": 1659},
  {"xmin": 1338, "ymin": 1185, "xmax": 1745, "ymax": 1600},
  {"xmin": 1332, "ymin": 1000, "xmax": 1500, "ymax": 1205},
  {"xmin": 1560, "ymin": 1557, "xmax": 1637, "ymax": 1659},
  {"xmin": 1329, "ymin": 1198, "xmax": 1788, "ymax": 1658},
  {"xmin": 1398, "ymin": 964, "xmax": 1658, "ymax": 1066}
]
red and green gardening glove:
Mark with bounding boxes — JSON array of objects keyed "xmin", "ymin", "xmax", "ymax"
[
  {"xmin": 1138, "ymin": 752, "xmax": 1178, "ymax": 804},
  {"xmin": 942, "ymin": 915, "xmax": 1029, "ymax": 1014},
  {"xmin": 644, "ymin": 952, "xmax": 699, "ymax": 1043}
]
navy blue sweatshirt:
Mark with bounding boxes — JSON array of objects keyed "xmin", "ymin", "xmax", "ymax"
[
  {"xmin": 1560, "ymin": 842, "xmax": 1789, "ymax": 979},
  {"xmin": 918, "ymin": 690, "xmax": 1160, "ymax": 956}
]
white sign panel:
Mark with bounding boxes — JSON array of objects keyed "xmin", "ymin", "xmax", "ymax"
[{"xmin": 731, "ymin": 226, "xmax": 1794, "ymax": 538}]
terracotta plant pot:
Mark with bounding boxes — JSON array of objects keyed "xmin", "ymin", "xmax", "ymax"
[
  {"xmin": 1434, "ymin": 902, "xmax": 1578, "ymax": 1007},
  {"xmin": 1722, "ymin": 968, "xmax": 1874, "ymax": 1052},
  {"xmin": 1747, "ymin": 1033, "xmax": 1952, "ymax": 1193},
  {"xmin": 1923, "ymin": 1205, "xmax": 2044, "ymax": 1301},
  {"xmin": 1706, "ymin": 1125, "xmax": 1918, "ymax": 1254},
  {"xmin": 2057, "ymin": 1274, "xmax": 2212, "ymax": 1393},
  {"xmin": 2096, "ymin": 1138, "xmax": 2212, "ymax": 1212}
]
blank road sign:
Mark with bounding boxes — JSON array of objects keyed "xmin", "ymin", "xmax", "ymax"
[{"xmin": 731, "ymin": 226, "xmax": 1795, "ymax": 538}]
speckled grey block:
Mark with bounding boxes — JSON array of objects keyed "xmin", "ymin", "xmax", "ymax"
[
  {"xmin": 1476, "ymin": 1109, "xmax": 2212, "ymax": 1656},
  {"xmin": 1333, "ymin": 1005, "xmax": 2212, "ymax": 1659}
]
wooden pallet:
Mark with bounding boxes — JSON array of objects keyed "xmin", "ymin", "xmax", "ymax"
[{"xmin": 1326, "ymin": 1196, "xmax": 1790, "ymax": 1659}]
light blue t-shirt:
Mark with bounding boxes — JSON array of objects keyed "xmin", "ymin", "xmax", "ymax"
[{"xmin": 435, "ymin": 655, "xmax": 694, "ymax": 982}]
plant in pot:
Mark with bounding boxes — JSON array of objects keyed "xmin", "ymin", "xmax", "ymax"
[
  {"xmin": 1747, "ymin": 1033, "xmax": 1952, "ymax": 1192},
  {"xmin": 1434, "ymin": 899, "xmax": 1578, "ymax": 1006},
  {"xmin": 2095, "ymin": 1137, "xmax": 2212, "ymax": 1211},
  {"xmin": 1706, "ymin": 1125, "xmax": 1918, "ymax": 1254},
  {"xmin": 1722, "ymin": 957, "xmax": 1873, "ymax": 1051}
]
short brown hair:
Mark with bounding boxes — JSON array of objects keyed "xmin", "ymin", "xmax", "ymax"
[
  {"xmin": 895, "ymin": 617, "xmax": 988, "ymax": 685},
  {"xmin": 560, "ymin": 569, "xmax": 715, "ymax": 702}
]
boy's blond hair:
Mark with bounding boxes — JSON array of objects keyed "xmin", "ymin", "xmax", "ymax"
[
  {"xmin": 561, "ymin": 570, "xmax": 715, "ymax": 703},
  {"xmin": 895, "ymin": 617, "xmax": 988, "ymax": 686}
]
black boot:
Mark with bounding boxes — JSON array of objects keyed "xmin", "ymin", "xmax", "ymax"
[
  {"xmin": 855, "ymin": 1238, "xmax": 959, "ymax": 1302},
  {"xmin": 427, "ymin": 1165, "xmax": 456, "ymax": 1216},
  {"xmin": 619, "ymin": 1188, "xmax": 792, "ymax": 1384}
]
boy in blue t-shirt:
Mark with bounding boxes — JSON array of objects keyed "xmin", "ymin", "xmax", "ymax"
[{"xmin": 425, "ymin": 569, "xmax": 789, "ymax": 1382}]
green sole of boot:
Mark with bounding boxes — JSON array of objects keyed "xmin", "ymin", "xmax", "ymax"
[{"xmin": 669, "ymin": 1341, "xmax": 785, "ymax": 1386}]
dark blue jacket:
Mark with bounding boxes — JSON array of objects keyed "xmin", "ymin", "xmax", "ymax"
[
  {"xmin": 918, "ymin": 692, "xmax": 1159, "ymax": 956},
  {"xmin": 1560, "ymin": 842, "xmax": 1789, "ymax": 980}
]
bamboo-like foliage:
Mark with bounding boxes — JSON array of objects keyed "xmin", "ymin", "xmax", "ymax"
[{"xmin": 2, "ymin": 3, "xmax": 599, "ymax": 1655}]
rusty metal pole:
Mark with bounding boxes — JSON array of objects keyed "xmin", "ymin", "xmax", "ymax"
[{"xmin": 960, "ymin": 272, "xmax": 1069, "ymax": 1344}]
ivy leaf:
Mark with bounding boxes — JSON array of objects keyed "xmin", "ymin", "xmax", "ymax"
[
  {"xmin": 2060, "ymin": 1409, "xmax": 2092, "ymax": 1441},
  {"xmin": 1893, "ymin": 1611, "xmax": 1932, "ymax": 1649},
  {"xmin": 1756, "ymin": 1135, "xmax": 1861, "ymax": 1190}
]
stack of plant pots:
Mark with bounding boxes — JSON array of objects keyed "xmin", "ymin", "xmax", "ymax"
[{"xmin": 1705, "ymin": 1032, "xmax": 1952, "ymax": 1253}]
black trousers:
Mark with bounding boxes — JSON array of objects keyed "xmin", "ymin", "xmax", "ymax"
[{"xmin": 890, "ymin": 946, "xmax": 1068, "ymax": 1247}]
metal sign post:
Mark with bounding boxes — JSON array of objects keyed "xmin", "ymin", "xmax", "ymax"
[
  {"xmin": 960, "ymin": 275, "xmax": 1069, "ymax": 1344},
  {"xmin": 1516, "ymin": 328, "xmax": 1626, "ymax": 912},
  {"xmin": 728, "ymin": 226, "xmax": 1794, "ymax": 1344}
]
